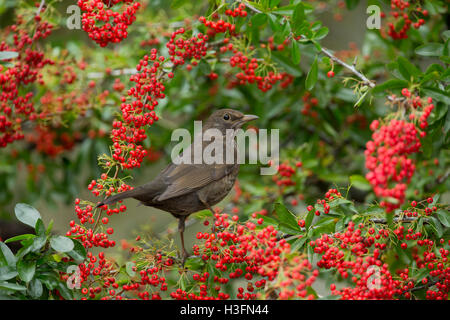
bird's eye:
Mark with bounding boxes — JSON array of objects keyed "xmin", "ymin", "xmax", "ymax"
[{"xmin": 223, "ymin": 114, "xmax": 230, "ymax": 120}]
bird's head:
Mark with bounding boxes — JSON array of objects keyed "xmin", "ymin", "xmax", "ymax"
[{"xmin": 204, "ymin": 109, "xmax": 259, "ymax": 132}]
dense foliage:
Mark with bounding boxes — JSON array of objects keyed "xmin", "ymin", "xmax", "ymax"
[{"xmin": 0, "ymin": 0, "xmax": 449, "ymax": 300}]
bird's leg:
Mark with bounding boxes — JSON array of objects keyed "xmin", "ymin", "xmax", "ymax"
[{"xmin": 178, "ymin": 216, "xmax": 189, "ymax": 265}]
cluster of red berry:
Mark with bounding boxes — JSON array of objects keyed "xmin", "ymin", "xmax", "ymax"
[
  {"xmin": 78, "ymin": 0, "xmax": 141, "ymax": 47},
  {"xmin": 272, "ymin": 161, "xmax": 302, "ymax": 187},
  {"xmin": 310, "ymin": 212, "xmax": 449, "ymax": 300},
  {"xmin": 0, "ymin": 15, "xmax": 53, "ymax": 147},
  {"xmin": 364, "ymin": 92, "xmax": 433, "ymax": 211},
  {"xmin": 166, "ymin": 28, "xmax": 208, "ymax": 67},
  {"xmin": 381, "ymin": 0, "xmax": 428, "ymax": 40},
  {"xmin": 187, "ymin": 213, "xmax": 316, "ymax": 300},
  {"xmin": 301, "ymin": 92, "xmax": 319, "ymax": 118},
  {"xmin": 225, "ymin": 3, "xmax": 248, "ymax": 18},
  {"xmin": 24, "ymin": 126, "xmax": 77, "ymax": 157}
]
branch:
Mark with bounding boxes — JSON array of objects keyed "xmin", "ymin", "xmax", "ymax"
[
  {"xmin": 239, "ymin": 1, "xmax": 376, "ymax": 88},
  {"xmin": 320, "ymin": 47, "xmax": 376, "ymax": 88}
]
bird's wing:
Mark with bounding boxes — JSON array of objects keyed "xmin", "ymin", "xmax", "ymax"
[{"xmin": 156, "ymin": 162, "xmax": 236, "ymax": 201}]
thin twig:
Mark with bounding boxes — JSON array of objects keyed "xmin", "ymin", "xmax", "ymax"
[{"xmin": 320, "ymin": 47, "xmax": 375, "ymax": 88}]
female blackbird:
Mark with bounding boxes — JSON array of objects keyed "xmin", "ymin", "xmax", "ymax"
[{"xmin": 96, "ymin": 109, "xmax": 258, "ymax": 261}]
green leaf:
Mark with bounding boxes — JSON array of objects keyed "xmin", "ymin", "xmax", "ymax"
[
  {"xmin": 0, "ymin": 266, "xmax": 18, "ymax": 281},
  {"xmin": 57, "ymin": 282, "xmax": 73, "ymax": 300},
  {"xmin": 14, "ymin": 203, "xmax": 41, "ymax": 228},
  {"xmin": 0, "ymin": 281, "xmax": 26, "ymax": 291},
  {"xmin": 397, "ymin": 56, "xmax": 421, "ymax": 81},
  {"xmin": 349, "ymin": 175, "xmax": 372, "ymax": 191},
  {"xmin": 415, "ymin": 43, "xmax": 444, "ymax": 57},
  {"xmin": 443, "ymin": 30, "xmax": 450, "ymax": 41},
  {"xmin": 67, "ymin": 240, "xmax": 87, "ymax": 263},
  {"xmin": 4, "ymin": 234, "xmax": 35, "ymax": 244},
  {"xmin": 421, "ymin": 87, "xmax": 450, "ymax": 106},
  {"xmin": 271, "ymin": 51, "xmax": 303, "ymax": 77},
  {"xmin": 126, "ymin": 262, "xmax": 136, "ymax": 277},
  {"xmin": 305, "ymin": 56, "xmax": 318, "ymax": 91},
  {"xmin": 31, "ymin": 235, "xmax": 47, "ymax": 253},
  {"xmin": 274, "ymin": 202, "xmax": 301, "ymax": 233},
  {"xmin": 290, "ymin": 236, "xmax": 307, "ymax": 251},
  {"xmin": 171, "ymin": 0, "xmax": 187, "ymax": 9},
  {"xmin": 436, "ymin": 210, "xmax": 450, "ymax": 228},
  {"xmin": 0, "ymin": 242, "xmax": 16, "ymax": 267},
  {"xmin": 35, "ymin": 219, "xmax": 46, "ymax": 236},
  {"xmin": 372, "ymin": 79, "xmax": 409, "ymax": 94},
  {"xmin": 251, "ymin": 13, "xmax": 268, "ymax": 27},
  {"xmin": 28, "ymin": 278, "xmax": 43, "ymax": 298},
  {"xmin": 291, "ymin": 41, "xmax": 301, "ymax": 65},
  {"xmin": 313, "ymin": 27, "xmax": 329, "ymax": 40},
  {"xmin": 49, "ymin": 236, "xmax": 74, "ymax": 253},
  {"xmin": 429, "ymin": 217, "xmax": 444, "ymax": 238},
  {"xmin": 268, "ymin": 13, "xmax": 282, "ymax": 32},
  {"xmin": 0, "ymin": 51, "xmax": 18, "ymax": 61},
  {"xmin": 291, "ymin": 3, "xmax": 305, "ymax": 33},
  {"xmin": 312, "ymin": 217, "xmax": 336, "ymax": 235},
  {"xmin": 17, "ymin": 259, "xmax": 35, "ymax": 283},
  {"xmin": 305, "ymin": 209, "xmax": 315, "ymax": 229}
]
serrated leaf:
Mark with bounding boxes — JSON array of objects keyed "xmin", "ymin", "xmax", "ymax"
[
  {"xmin": 14, "ymin": 203, "xmax": 41, "ymax": 228},
  {"xmin": 49, "ymin": 236, "xmax": 74, "ymax": 253}
]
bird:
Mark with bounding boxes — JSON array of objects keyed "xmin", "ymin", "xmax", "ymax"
[{"xmin": 96, "ymin": 109, "xmax": 258, "ymax": 262}]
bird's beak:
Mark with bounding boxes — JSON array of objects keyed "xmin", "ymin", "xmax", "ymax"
[
  {"xmin": 233, "ymin": 114, "xmax": 258, "ymax": 128},
  {"xmin": 241, "ymin": 114, "xmax": 259, "ymax": 123}
]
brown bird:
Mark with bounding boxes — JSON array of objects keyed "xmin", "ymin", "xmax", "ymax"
[{"xmin": 96, "ymin": 109, "xmax": 258, "ymax": 262}]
